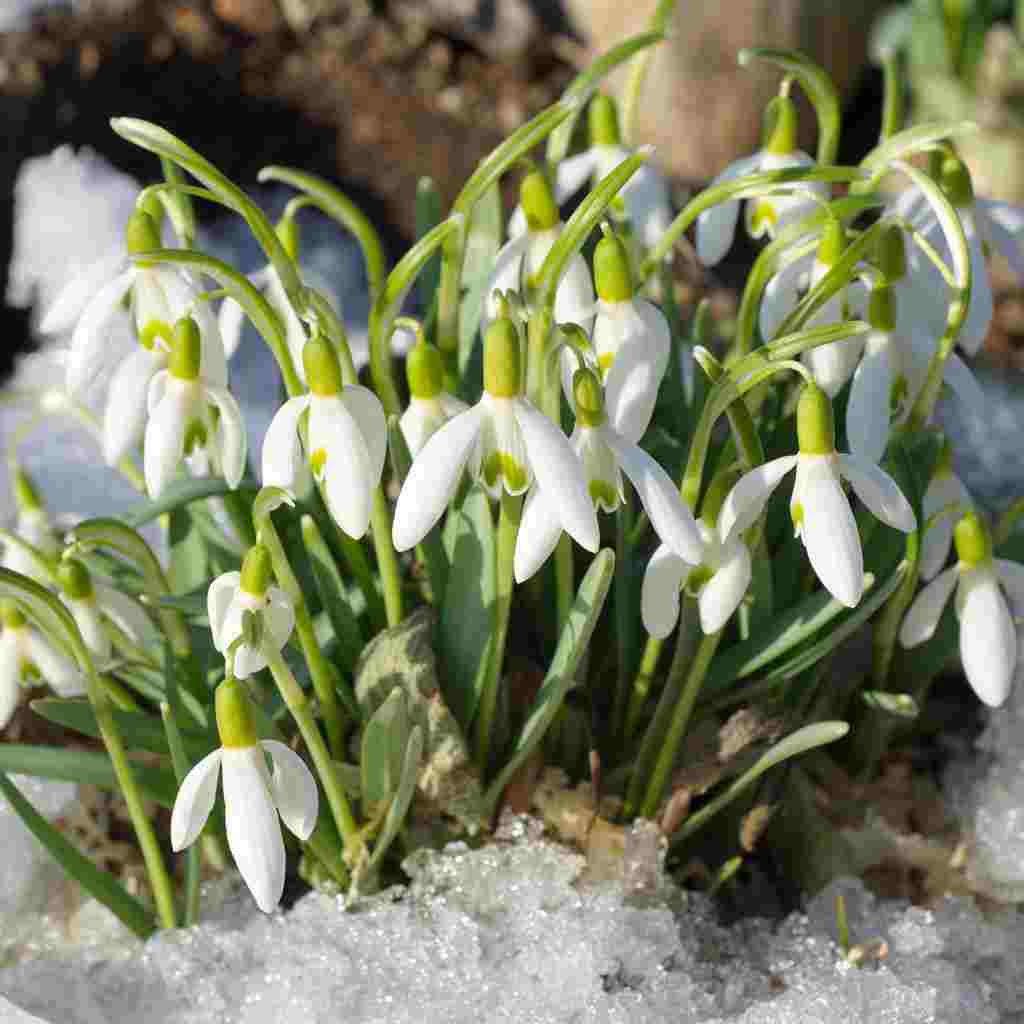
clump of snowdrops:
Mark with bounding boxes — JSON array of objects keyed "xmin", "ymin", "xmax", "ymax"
[{"xmin": 3, "ymin": 13, "xmax": 1024, "ymax": 935}]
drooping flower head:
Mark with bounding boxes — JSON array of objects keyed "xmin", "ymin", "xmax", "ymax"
[
  {"xmin": 719, "ymin": 382, "xmax": 916, "ymax": 608},
  {"xmin": 1, "ymin": 468, "xmax": 59, "ymax": 587},
  {"xmin": 901, "ymin": 511, "xmax": 1024, "ymax": 707},
  {"xmin": 393, "ymin": 316, "xmax": 599, "ymax": 577},
  {"xmin": 207, "ymin": 544, "xmax": 295, "ymax": 679},
  {"xmin": 516, "ymin": 368, "xmax": 701, "ymax": 582},
  {"xmin": 918, "ymin": 440, "xmax": 972, "ymax": 581},
  {"xmin": 398, "ymin": 337, "xmax": 469, "ymax": 457},
  {"xmin": 170, "ymin": 676, "xmax": 318, "ymax": 913},
  {"xmin": 144, "ymin": 316, "xmax": 247, "ymax": 499},
  {"xmin": 262, "ymin": 334, "xmax": 387, "ymax": 539}
]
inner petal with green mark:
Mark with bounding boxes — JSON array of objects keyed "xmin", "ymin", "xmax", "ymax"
[
  {"xmin": 747, "ymin": 199, "xmax": 777, "ymax": 236},
  {"xmin": 588, "ymin": 478, "xmax": 619, "ymax": 512},
  {"xmin": 183, "ymin": 421, "xmax": 208, "ymax": 455},
  {"xmin": 482, "ymin": 451, "xmax": 528, "ymax": 494},
  {"xmin": 684, "ymin": 565, "xmax": 714, "ymax": 596},
  {"xmin": 310, "ymin": 448, "xmax": 328, "ymax": 478},
  {"xmin": 139, "ymin": 320, "xmax": 174, "ymax": 352}
]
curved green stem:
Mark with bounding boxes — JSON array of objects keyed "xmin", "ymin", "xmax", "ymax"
[
  {"xmin": 878, "ymin": 52, "xmax": 904, "ymax": 144},
  {"xmin": 370, "ymin": 488, "xmax": 403, "ymax": 628},
  {"xmin": 625, "ymin": 636, "xmax": 663, "ymax": 740}
]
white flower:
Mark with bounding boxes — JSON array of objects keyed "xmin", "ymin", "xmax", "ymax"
[
  {"xmin": 641, "ymin": 518, "xmax": 753, "ymax": 639},
  {"xmin": 2, "ymin": 481, "xmax": 59, "ymax": 587},
  {"xmin": 514, "ymin": 370, "xmax": 701, "ymax": 582},
  {"xmin": 482, "ymin": 170, "xmax": 594, "ymax": 336},
  {"xmin": 399, "ymin": 393, "xmax": 469, "ymax": 457},
  {"xmin": 0, "ymin": 602, "xmax": 85, "ymax": 729},
  {"xmin": 143, "ymin": 317, "xmax": 246, "ymax": 500},
  {"xmin": 170, "ymin": 680, "xmax": 317, "ymax": 913},
  {"xmin": 53, "ymin": 210, "xmax": 228, "ymax": 467},
  {"xmin": 918, "ymin": 461, "xmax": 971, "ymax": 581},
  {"xmin": 262, "ymin": 336, "xmax": 387, "ymax": 540},
  {"xmin": 719, "ymin": 384, "xmax": 915, "ymax": 608},
  {"xmin": 393, "ymin": 319, "xmax": 599, "ymax": 573},
  {"xmin": 900, "ymin": 513, "xmax": 1023, "ymax": 707},
  {"xmin": 58, "ymin": 561, "xmax": 154, "ymax": 666},
  {"xmin": 207, "ymin": 550, "xmax": 295, "ymax": 679}
]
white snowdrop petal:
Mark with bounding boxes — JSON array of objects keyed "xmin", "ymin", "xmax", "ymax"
[
  {"xmin": 553, "ymin": 253, "xmax": 596, "ymax": 334},
  {"xmin": 555, "ymin": 150, "xmax": 603, "ymax": 201},
  {"xmin": 206, "ymin": 385, "xmax": 248, "ymax": 489},
  {"xmin": 393, "ymin": 407, "xmax": 482, "ymax": 551},
  {"xmin": 66, "ymin": 268, "xmax": 136, "ymax": 396},
  {"xmin": 94, "ymin": 584, "xmax": 153, "ymax": 646},
  {"xmin": 482, "ymin": 235, "xmax": 529, "ymax": 330},
  {"xmin": 513, "ymin": 400, "xmax": 598, "ymax": 553},
  {"xmin": 262, "ymin": 396, "xmax": 310, "ymax": 493},
  {"xmin": 25, "ymin": 630, "xmax": 85, "ymax": 698},
  {"xmin": 759, "ymin": 252, "xmax": 812, "ymax": 341},
  {"xmin": 899, "ymin": 566, "xmax": 959, "ymax": 648},
  {"xmin": 838, "ymin": 454, "xmax": 916, "ymax": 533},
  {"xmin": 144, "ymin": 381, "xmax": 192, "ymax": 499},
  {"xmin": 602, "ymin": 325, "xmax": 660, "ymax": 443},
  {"xmin": 170, "ymin": 748, "xmax": 223, "ymax": 852},
  {"xmin": 606, "ymin": 430, "xmax": 702, "ymax": 563},
  {"xmin": 919, "ymin": 475, "xmax": 968, "ymax": 581},
  {"xmin": 312, "ymin": 396, "xmax": 376, "ymax": 540},
  {"xmin": 624, "ymin": 161, "xmax": 673, "ymax": 252},
  {"xmin": 262, "ymin": 740, "xmax": 319, "ymax": 841},
  {"xmin": 207, "ymin": 572, "xmax": 242, "ymax": 651},
  {"xmin": 958, "ymin": 211, "xmax": 994, "ymax": 356},
  {"xmin": 222, "ymin": 746, "xmax": 286, "ymax": 913},
  {"xmin": 696, "ymin": 152, "xmax": 762, "ymax": 266},
  {"xmin": 846, "ymin": 332, "xmax": 893, "ymax": 465},
  {"xmin": 40, "ymin": 252, "xmax": 127, "ymax": 335},
  {"xmin": 232, "ymin": 643, "xmax": 269, "ymax": 680},
  {"xmin": 341, "ymin": 385, "xmax": 388, "ymax": 488},
  {"xmin": 797, "ymin": 457, "xmax": 864, "ymax": 608},
  {"xmin": 996, "ymin": 559, "xmax": 1024, "ymax": 617},
  {"xmin": 513, "ymin": 486, "xmax": 564, "ymax": 584},
  {"xmin": 943, "ymin": 353, "xmax": 986, "ymax": 422},
  {"xmin": 102, "ymin": 346, "xmax": 165, "ymax": 465},
  {"xmin": 641, "ymin": 544, "xmax": 690, "ymax": 639},
  {"xmin": 0, "ymin": 633, "xmax": 20, "ymax": 731},
  {"xmin": 218, "ymin": 296, "xmax": 248, "ymax": 361},
  {"xmin": 719, "ymin": 456, "xmax": 798, "ymax": 543},
  {"xmin": 959, "ymin": 573, "xmax": 1017, "ymax": 707},
  {"xmin": 802, "ymin": 328, "xmax": 864, "ymax": 398},
  {"xmin": 698, "ymin": 543, "xmax": 752, "ymax": 635},
  {"xmin": 979, "ymin": 198, "xmax": 1024, "ymax": 279},
  {"xmin": 69, "ymin": 598, "xmax": 112, "ymax": 663},
  {"xmin": 263, "ymin": 588, "xmax": 296, "ymax": 651}
]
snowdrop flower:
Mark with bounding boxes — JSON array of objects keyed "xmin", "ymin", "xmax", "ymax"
[
  {"xmin": 846, "ymin": 278, "xmax": 985, "ymax": 465},
  {"xmin": 696, "ymin": 93, "xmax": 828, "ymax": 267},
  {"xmin": 900, "ymin": 511, "xmax": 1024, "ymax": 707},
  {"xmin": 515, "ymin": 368, "xmax": 701, "ymax": 582},
  {"xmin": 57, "ymin": 559, "xmax": 154, "ymax": 666},
  {"xmin": 560, "ymin": 230, "xmax": 670, "ymax": 443},
  {"xmin": 171, "ymin": 676, "xmax": 318, "ymax": 913},
  {"xmin": 398, "ymin": 338, "xmax": 469, "ymax": 457},
  {"xmin": 891, "ymin": 153, "xmax": 1024, "ymax": 356},
  {"xmin": 482, "ymin": 169, "xmax": 594, "ymax": 335},
  {"xmin": 54, "ymin": 210, "xmax": 228, "ymax": 467},
  {"xmin": 207, "ymin": 545, "xmax": 295, "ymax": 679},
  {"xmin": 642, "ymin": 470, "xmax": 753, "ymax": 638},
  {"xmin": 262, "ymin": 335, "xmax": 387, "ymax": 539},
  {"xmin": 918, "ymin": 442, "xmax": 971, "ymax": 581},
  {"xmin": 510, "ymin": 94, "xmax": 672, "ymax": 254},
  {"xmin": 1, "ymin": 469, "xmax": 59, "ymax": 586},
  {"xmin": 0, "ymin": 600, "xmax": 85, "ymax": 729},
  {"xmin": 719, "ymin": 382, "xmax": 915, "ymax": 608},
  {"xmin": 144, "ymin": 317, "xmax": 246, "ymax": 500},
  {"xmin": 393, "ymin": 317, "xmax": 599, "ymax": 574}
]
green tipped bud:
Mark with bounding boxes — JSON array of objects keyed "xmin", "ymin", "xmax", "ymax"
[
  {"xmin": 303, "ymin": 334, "xmax": 343, "ymax": 397},
  {"xmin": 168, "ymin": 317, "xmax": 203, "ymax": 381},
  {"xmin": 125, "ymin": 210, "xmax": 161, "ymax": 255},
  {"xmin": 940, "ymin": 154, "xmax": 974, "ymax": 208},
  {"xmin": 816, "ymin": 216, "xmax": 846, "ymax": 267},
  {"xmin": 701, "ymin": 468, "xmax": 742, "ymax": 528},
  {"xmin": 954, "ymin": 510, "xmax": 991, "ymax": 566},
  {"xmin": 763, "ymin": 94, "xmax": 799, "ymax": 155},
  {"xmin": 875, "ymin": 224, "xmax": 907, "ymax": 283},
  {"xmin": 588, "ymin": 93, "xmax": 621, "ymax": 147},
  {"xmin": 520, "ymin": 170, "xmax": 559, "ymax": 233},
  {"xmin": 13, "ymin": 468, "xmax": 42, "ymax": 514},
  {"xmin": 406, "ymin": 342, "xmax": 444, "ymax": 400},
  {"xmin": 572, "ymin": 368, "xmax": 605, "ymax": 427},
  {"xmin": 0, "ymin": 600, "xmax": 27, "ymax": 629},
  {"xmin": 483, "ymin": 318, "xmax": 522, "ymax": 398},
  {"xmin": 58, "ymin": 559, "xmax": 93, "ymax": 601},
  {"xmin": 215, "ymin": 677, "xmax": 259, "ymax": 749},
  {"xmin": 593, "ymin": 231, "xmax": 634, "ymax": 303},
  {"xmin": 868, "ymin": 284, "xmax": 896, "ymax": 332},
  {"xmin": 276, "ymin": 217, "xmax": 300, "ymax": 262},
  {"xmin": 240, "ymin": 544, "xmax": 274, "ymax": 597},
  {"xmin": 796, "ymin": 382, "xmax": 835, "ymax": 455}
]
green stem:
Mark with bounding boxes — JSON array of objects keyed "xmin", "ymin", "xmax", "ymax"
[
  {"xmin": 638, "ymin": 630, "xmax": 722, "ymax": 819},
  {"xmin": 625, "ymin": 636, "xmax": 663, "ymax": 740},
  {"xmin": 332, "ymin": 522, "xmax": 387, "ymax": 632},
  {"xmin": 264, "ymin": 647, "xmax": 363, "ymax": 862},
  {"xmin": 221, "ymin": 491, "xmax": 257, "ymax": 548},
  {"xmin": 370, "ymin": 488, "xmax": 403, "ymax": 628},
  {"xmin": 612, "ymin": 503, "xmax": 634, "ymax": 734},
  {"xmin": 473, "ymin": 491, "xmax": 522, "ymax": 778},
  {"xmin": 160, "ymin": 701, "xmax": 200, "ymax": 926},
  {"xmin": 879, "ymin": 52, "xmax": 904, "ymax": 143},
  {"xmin": 254, "ymin": 506, "xmax": 348, "ymax": 760}
]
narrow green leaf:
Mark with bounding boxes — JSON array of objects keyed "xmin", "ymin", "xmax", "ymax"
[
  {"xmin": 459, "ymin": 182, "xmax": 503, "ymax": 378},
  {"xmin": 361, "ymin": 689, "xmax": 410, "ymax": 807},
  {"xmin": 415, "ymin": 176, "xmax": 444, "ymax": 311},
  {"xmin": 367, "ymin": 724, "xmax": 423, "ymax": 872},
  {"xmin": 670, "ymin": 722, "xmax": 849, "ymax": 843},
  {"xmin": 0, "ymin": 568, "xmax": 81, "ymax": 664},
  {"xmin": 0, "ymin": 772, "xmax": 156, "ymax": 938},
  {"xmin": 860, "ymin": 120, "xmax": 979, "ymax": 173},
  {"xmin": 485, "ymin": 549, "xmax": 615, "ymax": 811},
  {"xmin": 439, "ymin": 486, "xmax": 496, "ymax": 732},
  {"xmin": 125, "ymin": 477, "xmax": 258, "ymax": 529}
]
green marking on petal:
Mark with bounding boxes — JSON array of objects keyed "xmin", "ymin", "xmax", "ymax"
[
  {"xmin": 791, "ymin": 501, "xmax": 804, "ymax": 532},
  {"xmin": 589, "ymin": 478, "xmax": 619, "ymax": 510},
  {"xmin": 482, "ymin": 452, "xmax": 527, "ymax": 493},
  {"xmin": 183, "ymin": 420, "xmax": 208, "ymax": 455},
  {"xmin": 747, "ymin": 199, "xmax": 777, "ymax": 237},
  {"xmin": 139, "ymin": 320, "xmax": 174, "ymax": 353},
  {"xmin": 310, "ymin": 448, "xmax": 327, "ymax": 478},
  {"xmin": 0, "ymin": 600, "xmax": 27, "ymax": 629},
  {"xmin": 685, "ymin": 565, "xmax": 714, "ymax": 595},
  {"xmin": 890, "ymin": 374, "xmax": 909, "ymax": 417}
]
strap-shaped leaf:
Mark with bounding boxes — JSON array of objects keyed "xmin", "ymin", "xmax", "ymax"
[
  {"xmin": 125, "ymin": 477, "xmax": 258, "ymax": 529},
  {"xmin": 484, "ymin": 549, "xmax": 615, "ymax": 811},
  {"xmin": 367, "ymin": 724, "xmax": 423, "ymax": 872},
  {"xmin": 361, "ymin": 688, "xmax": 410, "ymax": 807},
  {"xmin": 0, "ymin": 772, "xmax": 157, "ymax": 938}
]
